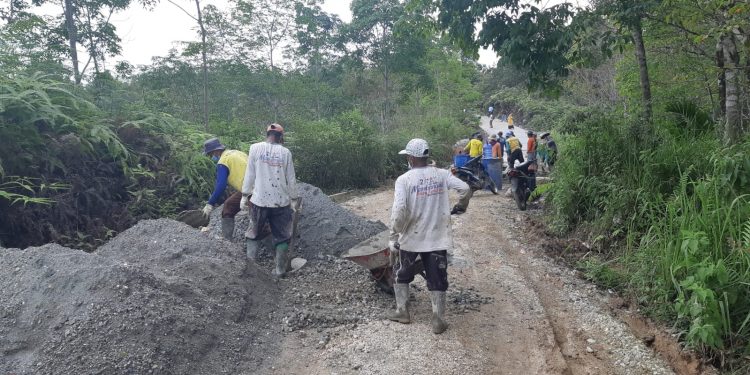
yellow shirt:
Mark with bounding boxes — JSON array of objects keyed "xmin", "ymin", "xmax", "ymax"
[
  {"xmin": 464, "ymin": 139, "xmax": 483, "ymax": 158},
  {"xmin": 508, "ymin": 115, "xmax": 514, "ymax": 125},
  {"xmin": 507, "ymin": 137, "xmax": 522, "ymax": 152},
  {"xmin": 218, "ymin": 149, "xmax": 248, "ymax": 191}
]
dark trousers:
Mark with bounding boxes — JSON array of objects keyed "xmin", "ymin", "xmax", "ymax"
[
  {"xmin": 508, "ymin": 149, "xmax": 524, "ymax": 169},
  {"xmin": 394, "ymin": 250, "xmax": 449, "ymax": 291},
  {"xmin": 222, "ymin": 191, "xmax": 243, "ymax": 218},
  {"xmin": 244, "ymin": 204, "xmax": 293, "ymax": 246}
]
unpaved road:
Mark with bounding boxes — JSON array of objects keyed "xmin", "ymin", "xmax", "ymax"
[{"xmin": 262, "ymin": 117, "xmax": 709, "ymax": 375}]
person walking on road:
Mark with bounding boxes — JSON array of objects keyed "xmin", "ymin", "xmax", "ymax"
[
  {"xmin": 505, "ymin": 131, "xmax": 524, "ymax": 168},
  {"xmin": 508, "ymin": 114, "xmax": 514, "ymax": 128},
  {"xmin": 387, "ymin": 138, "xmax": 470, "ymax": 334},
  {"xmin": 202, "ymin": 138, "xmax": 249, "ymax": 240},
  {"xmin": 241, "ymin": 124, "xmax": 299, "ymax": 278}
]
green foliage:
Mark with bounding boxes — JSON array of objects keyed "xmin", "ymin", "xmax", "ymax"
[{"xmin": 578, "ymin": 258, "xmax": 626, "ymax": 291}]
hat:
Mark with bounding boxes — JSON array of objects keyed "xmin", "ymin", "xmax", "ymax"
[
  {"xmin": 266, "ymin": 123, "xmax": 285, "ymax": 135},
  {"xmin": 527, "ymin": 130, "xmax": 535, "ymax": 136},
  {"xmin": 540, "ymin": 132, "xmax": 551, "ymax": 139},
  {"xmin": 203, "ymin": 138, "xmax": 226, "ymax": 155},
  {"xmin": 504, "ymin": 131, "xmax": 513, "ymax": 137},
  {"xmin": 489, "ymin": 134, "xmax": 498, "ymax": 140},
  {"xmin": 399, "ymin": 138, "xmax": 430, "ymax": 157}
]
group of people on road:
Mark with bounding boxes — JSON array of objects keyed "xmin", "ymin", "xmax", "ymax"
[
  {"xmin": 201, "ymin": 126, "xmax": 469, "ymax": 335},
  {"xmin": 487, "ymin": 105, "xmax": 513, "ymax": 128}
]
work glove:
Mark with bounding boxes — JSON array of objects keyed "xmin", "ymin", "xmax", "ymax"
[
  {"xmin": 240, "ymin": 195, "xmax": 249, "ymax": 212},
  {"xmin": 388, "ymin": 240, "xmax": 400, "ymax": 265},
  {"xmin": 202, "ymin": 203, "xmax": 214, "ymax": 217}
]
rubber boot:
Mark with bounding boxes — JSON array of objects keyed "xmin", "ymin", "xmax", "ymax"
[
  {"xmin": 430, "ymin": 291, "xmax": 448, "ymax": 334},
  {"xmin": 386, "ymin": 283, "xmax": 411, "ymax": 324},
  {"xmin": 221, "ymin": 217, "xmax": 235, "ymax": 240},
  {"xmin": 245, "ymin": 239, "xmax": 259, "ymax": 261},
  {"xmin": 272, "ymin": 243, "xmax": 289, "ymax": 278}
]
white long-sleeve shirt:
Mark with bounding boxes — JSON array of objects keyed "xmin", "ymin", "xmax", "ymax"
[
  {"xmin": 241, "ymin": 141, "xmax": 298, "ymax": 208},
  {"xmin": 390, "ymin": 166, "xmax": 470, "ymax": 253}
]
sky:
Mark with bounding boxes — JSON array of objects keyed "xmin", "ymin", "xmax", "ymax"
[{"xmin": 35, "ymin": 0, "xmax": 500, "ymax": 68}]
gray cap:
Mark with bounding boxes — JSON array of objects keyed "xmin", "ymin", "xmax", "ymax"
[{"xmin": 203, "ymin": 138, "xmax": 226, "ymax": 155}]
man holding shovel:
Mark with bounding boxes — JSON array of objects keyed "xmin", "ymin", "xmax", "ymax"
[
  {"xmin": 201, "ymin": 138, "xmax": 248, "ymax": 240},
  {"xmin": 241, "ymin": 124, "xmax": 299, "ymax": 278},
  {"xmin": 387, "ymin": 138, "xmax": 470, "ymax": 334}
]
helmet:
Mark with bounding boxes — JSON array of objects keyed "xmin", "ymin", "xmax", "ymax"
[
  {"xmin": 504, "ymin": 131, "xmax": 513, "ymax": 138},
  {"xmin": 266, "ymin": 123, "xmax": 285, "ymax": 135},
  {"xmin": 203, "ymin": 138, "xmax": 226, "ymax": 155},
  {"xmin": 398, "ymin": 138, "xmax": 430, "ymax": 157},
  {"xmin": 527, "ymin": 130, "xmax": 534, "ymax": 136}
]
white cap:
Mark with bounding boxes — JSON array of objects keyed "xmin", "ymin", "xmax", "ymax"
[{"xmin": 398, "ymin": 138, "xmax": 430, "ymax": 157}]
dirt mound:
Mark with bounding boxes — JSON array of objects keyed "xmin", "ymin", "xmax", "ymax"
[
  {"xmin": 0, "ymin": 219, "xmax": 281, "ymax": 375},
  {"xmin": 209, "ymin": 183, "xmax": 387, "ymax": 257}
]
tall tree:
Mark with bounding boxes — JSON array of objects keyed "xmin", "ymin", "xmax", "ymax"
[{"xmin": 231, "ymin": 0, "xmax": 296, "ymax": 70}]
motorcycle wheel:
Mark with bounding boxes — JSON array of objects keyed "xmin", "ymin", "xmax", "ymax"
[{"xmin": 513, "ymin": 187, "xmax": 527, "ymax": 211}]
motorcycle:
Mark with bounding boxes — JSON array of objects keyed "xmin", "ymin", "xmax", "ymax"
[
  {"xmin": 452, "ymin": 156, "xmax": 499, "ymax": 194},
  {"xmin": 507, "ymin": 160, "xmax": 537, "ymax": 211}
]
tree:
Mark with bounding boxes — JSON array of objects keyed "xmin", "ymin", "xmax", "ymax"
[
  {"xmin": 437, "ymin": 0, "xmax": 577, "ymax": 94},
  {"xmin": 231, "ymin": 0, "xmax": 296, "ymax": 70}
]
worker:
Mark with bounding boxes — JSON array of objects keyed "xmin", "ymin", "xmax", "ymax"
[
  {"xmin": 387, "ymin": 138, "xmax": 470, "ymax": 334},
  {"xmin": 202, "ymin": 138, "xmax": 249, "ymax": 240},
  {"xmin": 241, "ymin": 123, "xmax": 299, "ymax": 278},
  {"xmin": 508, "ymin": 114, "xmax": 514, "ymax": 128},
  {"xmin": 540, "ymin": 132, "xmax": 558, "ymax": 167},
  {"xmin": 505, "ymin": 131, "xmax": 524, "ymax": 168},
  {"xmin": 526, "ymin": 130, "xmax": 537, "ymax": 161},
  {"xmin": 464, "ymin": 133, "xmax": 483, "ymax": 158},
  {"xmin": 490, "ymin": 134, "xmax": 503, "ymax": 159}
]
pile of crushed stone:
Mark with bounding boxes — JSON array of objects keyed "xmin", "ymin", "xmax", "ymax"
[
  {"xmin": 208, "ymin": 182, "xmax": 387, "ymax": 257},
  {"xmin": 0, "ymin": 219, "xmax": 281, "ymax": 375}
]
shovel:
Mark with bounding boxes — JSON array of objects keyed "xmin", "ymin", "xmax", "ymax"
[{"xmin": 176, "ymin": 210, "xmax": 210, "ymax": 228}]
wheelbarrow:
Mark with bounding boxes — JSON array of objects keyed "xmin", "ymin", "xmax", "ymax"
[{"xmin": 341, "ymin": 230, "xmax": 424, "ymax": 294}]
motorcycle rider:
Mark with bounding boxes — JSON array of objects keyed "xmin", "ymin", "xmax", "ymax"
[
  {"xmin": 387, "ymin": 138, "xmax": 470, "ymax": 334},
  {"xmin": 505, "ymin": 131, "xmax": 524, "ymax": 169}
]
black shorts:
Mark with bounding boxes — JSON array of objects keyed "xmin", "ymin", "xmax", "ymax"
[
  {"xmin": 244, "ymin": 205, "xmax": 293, "ymax": 245},
  {"xmin": 393, "ymin": 250, "xmax": 449, "ymax": 291}
]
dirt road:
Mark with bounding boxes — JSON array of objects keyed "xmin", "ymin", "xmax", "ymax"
[{"xmin": 266, "ymin": 190, "xmax": 704, "ymax": 374}]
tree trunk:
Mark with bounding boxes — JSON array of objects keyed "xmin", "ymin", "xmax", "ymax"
[
  {"xmin": 716, "ymin": 39, "xmax": 726, "ymax": 116},
  {"xmin": 63, "ymin": 0, "xmax": 81, "ymax": 84},
  {"xmin": 631, "ymin": 20, "xmax": 652, "ymax": 123},
  {"xmin": 195, "ymin": 0, "xmax": 209, "ymax": 131},
  {"xmin": 721, "ymin": 34, "xmax": 741, "ymax": 144}
]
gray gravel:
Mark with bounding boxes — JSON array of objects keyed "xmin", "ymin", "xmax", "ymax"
[{"xmin": 1, "ymin": 219, "xmax": 281, "ymax": 375}]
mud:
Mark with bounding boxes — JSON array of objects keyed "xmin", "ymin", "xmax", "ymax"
[
  {"xmin": 0, "ymin": 219, "xmax": 281, "ymax": 375},
  {"xmin": 208, "ymin": 182, "xmax": 387, "ymax": 257}
]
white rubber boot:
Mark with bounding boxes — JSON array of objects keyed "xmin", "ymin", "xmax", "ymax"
[
  {"xmin": 245, "ymin": 239, "xmax": 259, "ymax": 261},
  {"xmin": 430, "ymin": 291, "xmax": 448, "ymax": 334},
  {"xmin": 386, "ymin": 283, "xmax": 411, "ymax": 324}
]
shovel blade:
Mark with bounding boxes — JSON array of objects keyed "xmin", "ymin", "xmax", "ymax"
[{"xmin": 176, "ymin": 210, "xmax": 210, "ymax": 228}]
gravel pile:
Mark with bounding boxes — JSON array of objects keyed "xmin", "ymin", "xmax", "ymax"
[
  {"xmin": 208, "ymin": 182, "xmax": 387, "ymax": 257},
  {"xmin": 0, "ymin": 219, "xmax": 281, "ymax": 375}
]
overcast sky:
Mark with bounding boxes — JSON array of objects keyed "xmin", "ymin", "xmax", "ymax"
[{"xmin": 32, "ymin": 0, "xmax": 500, "ymax": 67}]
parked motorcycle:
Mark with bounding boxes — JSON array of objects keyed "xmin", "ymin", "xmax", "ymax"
[
  {"xmin": 507, "ymin": 160, "xmax": 537, "ymax": 211},
  {"xmin": 452, "ymin": 156, "xmax": 499, "ymax": 194}
]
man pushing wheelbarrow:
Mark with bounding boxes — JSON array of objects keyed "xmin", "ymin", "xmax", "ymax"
[{"xmin": 345, "ymin": 139, "xmax": 470, "ymax": 335}]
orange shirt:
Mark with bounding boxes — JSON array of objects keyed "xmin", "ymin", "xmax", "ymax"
[
  {"xmin": 527, "ymin": 138, "xmax": 537, "ymax": 153},
  {"xmin": 491, "ymin": 142, "xmax": 502, "ymax": 158}
]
